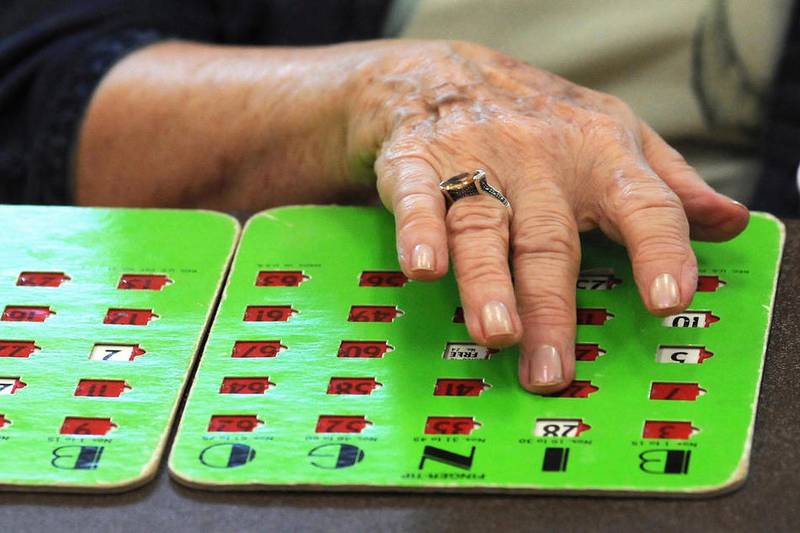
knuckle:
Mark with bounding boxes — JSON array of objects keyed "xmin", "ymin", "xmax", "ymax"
[
  {"xmin": 604, "ymin": 176, "xmax": 692, "ymax": 266},
  {"xmin": 374, "ymin": 150, "xmax": 392, "ymax": 175},
  {"xmin": 659, "ymin": 147, "xmax": 704, "ymax": 181},
  {"xmin": 395, "ymin": 191, "xmax": 441, "ymax": 218},
  {"xmin": 508, "ymin": 176, "xmax": 558, "ymax": 203},
  {"xmin": 517, "ymin": 288, "xmax": 575, "ymax": 328},
  {"xmin": 378, "ymin": 143, "xmax": 431, "ymax": 174},
  {"xmin": 513, "ymin": 210, "xmax": 580, "ymax": 262},
  {"xmin": 377, "ymin": 153, "xmax": 424, "ymax": 192},
  {"xmin": 600, "ymin": 93, "xmax": 634, "ymax": 116},
  {"xmin": 511, "ymin": 209, "xmax": 580, "ymax": 329},
  {"xmin": 400, "ymin": 212, "xmax": 444, "ymax": 235},
  {"xmin": 456, "ymin": 257, "xmax": 509, "ymax": 288},
  {"xmin": 631, "ymin": 230, "xmax": 690, "ymax": 265},
  {"xmin": 447, "ymin": 205, "xmax": 507, "ymax": 236},
  {"xmin": 606, "ymin": 174, "xmax": 683, "ymax": 218},
  {"xmin": 624, "ymin": 192, "xmax": 685, "ymax": 222},
  {"xmin": 448, "ymin": 39, "xmax": 492, "ymax": 57},
  {"xmin": 581, "ymin": 111, "xmax": 627, "ymax": 139}
]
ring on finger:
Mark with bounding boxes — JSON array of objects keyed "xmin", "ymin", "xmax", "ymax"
[{"xmin": 439, "ymin": 169, "xmax": 512, "ymax": 214}]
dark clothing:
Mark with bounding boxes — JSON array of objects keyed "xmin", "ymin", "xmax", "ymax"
[
  {"xmin": 752, "ymin": 0, "xmax": 800, "ymax": 215},
  {"xmin": 0, "ymin": 0, "xmax": 391, "ymax": 204}
]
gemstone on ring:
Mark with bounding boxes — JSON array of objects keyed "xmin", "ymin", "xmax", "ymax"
[
  {"xmin": 438, "ymin": 169, "xmax": 512, "ymax": 212},
  {"xmin": 439, "ymin": 171, "xmax": 481, "ymax": 202}
]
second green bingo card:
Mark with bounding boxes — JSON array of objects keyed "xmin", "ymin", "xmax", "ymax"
[{"xmin": 169, "ymin": 206, "xmax": 782, "ymax": 496}]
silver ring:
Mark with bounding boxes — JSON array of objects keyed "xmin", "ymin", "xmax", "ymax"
[{"xmin": 439, "ymin": 169, "xmax": 512, "ymax": 213}]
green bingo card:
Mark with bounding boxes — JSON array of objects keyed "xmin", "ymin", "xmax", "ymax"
[
  {"xmin": 169, "ymin": 206, "xmax": 783, "ymax": 496},
  {"xmin": 0, "ymin": 206, "xmax": 237, "ymax": 491}
]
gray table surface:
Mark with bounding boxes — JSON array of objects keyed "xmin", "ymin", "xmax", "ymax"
[{"xmin": 2, "ymin": 221, "xmax": 798, "ymax": 533}]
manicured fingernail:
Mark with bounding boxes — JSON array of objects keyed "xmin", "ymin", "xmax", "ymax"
[
  {"xmin": 718, "ymin": 192, "xmax": 747, "ymax": 210},
  {"xmin": 411, "ymin": 244, "xmax": 434, "ymax": 272},
  {"xmin": 650, "ymin": 273, "xmax": 680, "ymax": 309},
  {"xmin": 731, "ymin": 199, "xmax": 748, "ymax": 210},
  {"xmin": 528, "ymin": 345, "xmax": 563, "ymax": 386},
  {"xmin": 481, "ymin": 300, "xmax": 514, "ymax": 338}
]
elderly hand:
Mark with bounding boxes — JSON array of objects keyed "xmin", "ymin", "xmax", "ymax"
[
  {"xmin": 349, "ymin": 40, "xmax": 749, "ymax": 393},
  {"xmin": 77, "ymin": 39, "xmax": 749, "ymax": 394}
]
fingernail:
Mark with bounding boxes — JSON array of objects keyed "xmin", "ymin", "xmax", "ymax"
[
  {"xmin": 719, "ymin": 193, "xmax": 747, "ymax": 210},
  {"xmin": 650, "ymin": 273, "xmax": 680, "ymax": 309},
  {"xmin": 731, "ymin": 199, "xmax": 748, "ymax": 210},
  {"xmin": 481, "ymin": 300, "xmax": 514, "ymax": 338},
  {"xmin": 411, "ymin": 244, "xmax": 435, "ymax": 272},
  {"xmin": 528, "ymin": 345, "xmax": 563, "ymax": 386}
]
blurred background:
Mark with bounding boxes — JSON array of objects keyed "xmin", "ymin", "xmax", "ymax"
[{"xmin": 392, "ymin": 0, "xmax": 792, "ymax": 204}]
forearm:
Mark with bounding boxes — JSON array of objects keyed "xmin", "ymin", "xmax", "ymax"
[{"xmin": 74, "ymin": 41, "xmax": 374, "ymax": 208}]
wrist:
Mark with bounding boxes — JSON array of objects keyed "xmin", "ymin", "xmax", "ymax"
[{"xmin": 76, "ymin": 41, "xmax": 365, "ymax": 208}]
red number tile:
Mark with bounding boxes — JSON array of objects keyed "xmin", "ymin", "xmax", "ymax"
[
  {"xmin": 219, "ymin": 377, "xmax": 274, "ymax": 395},
  {"xmin": 358, "ymin": 271, "xmax": 409, "ymax": 287},
  {"xmin": 16, "ymin": 272, "xmax": 70, "ymax": 287},
  {"xmin": 649, "ymin": 382, "xmax": 705, "ymax": 401},
  {"xmin": 0, "ymin": 340, "xmax": 39, "ymax": 358},
  {"xmin": 546, "ymin": 380, "xmax": 599, "ymax": 398},
  {"xmin": 433, "ymin": 378, "xmax": 489, "ymax": 397},
  {"xmin": 243, "ymin": 305, "xmax": 296, "ymax": 322},
  {"xmin": 60, "ymin": 417, "xmax": 116, "ymax": 436},
  {"xmin": 697, "ymin": 275, "xmax": 725, "ymax": 292},
  {"xmin": 576, "ymin": 308, "xmax": 614, "ymax": 326},
  {"xmin": 103, "ymin": 308, "xmax": 157, "ymax": 326},
  {"xmin": 327, "ymin": 377, "xmax": 380, "ymax": 395},
  {"xmin": 208, "ymin": 415, "xmax": 262, "ymax": 432},
  {"xmin": 315, "ymin": 415, "xmax": 371, "ymax": 434},
  {"xmin": 231, "ymin": 340, "xmax": 286, "ymax": 358},
  {"xmin": 118, "ymin": 274, "xmax": 172, "ymax": 290},
  {"xmin": 576, "ymin": 271, "xmax": 622, "ymax": 290},
  {"xmin": 74, "ymin": 379, "xmax": 129, "ymax": 398},
  {"xmin": 337, "ymin": 340, "xmax": 393, "ymax": 358},
  {"xmin": 425, "ymin": 416, "xmax": 479, "ymax": 435},
  {"xmin": 575, "ymin": 343, "xmax": 605, "ymax": 361},
  {"xmin": 348, "ymin": 305, "xmax": 402, "ymax": 323},
  {"xmin": 643, "ymin": 420, "xmax": 697, "ymax": 439},
  {"xmin": 255, "ymin": 271, "xmax": 308, "ymax": 287},
  {"xmin": 2, "ymin": 305, "xmax": 53, "ymax": 322}
]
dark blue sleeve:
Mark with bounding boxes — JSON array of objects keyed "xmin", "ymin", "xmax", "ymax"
[
  {"xmin": 752, "ymin": 0, "xmax": 800, "ymax": 215},
  {"xmin": 0, "ymin": 0, "xmax": 227, "ymax": 204},
  {"xmin": 0, "ymin": 0, "xmax": 391, "ymax": 205}
]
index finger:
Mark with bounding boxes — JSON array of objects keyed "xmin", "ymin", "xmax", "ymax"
[{"xmin": 376, "ymin": 154, "xmax": 450, "ymax": 281}]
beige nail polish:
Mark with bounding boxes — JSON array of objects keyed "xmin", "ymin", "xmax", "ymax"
[
  {"xmin": 650, "ymin": 273, "xmax": 680, "ymax": 310},
  {"xmin": 411, "ymin": 244, "xmax": 434, "ymax": 272},
  {"xmin": 730, "ymin": 199, "xmax": 748, "ymax": 210},
  {"xmin": 481, "ymin": 301, "xmax": 514, "ymax": 338},
  {"xmin": 530, "ymin": 345, "xmax": 563, "ymax": 386},
  {"xmin": 718, "ymin": 192, "xmax": 747, "ymax": 209}
]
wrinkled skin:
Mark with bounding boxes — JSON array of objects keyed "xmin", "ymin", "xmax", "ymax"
[
  {"xmin": 350, "ymin": 41, "xmax": 748, "ymax": 392},
  {"xmin": 77, "ymin": 39, "xmax": 749, "ymax": 393}
]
